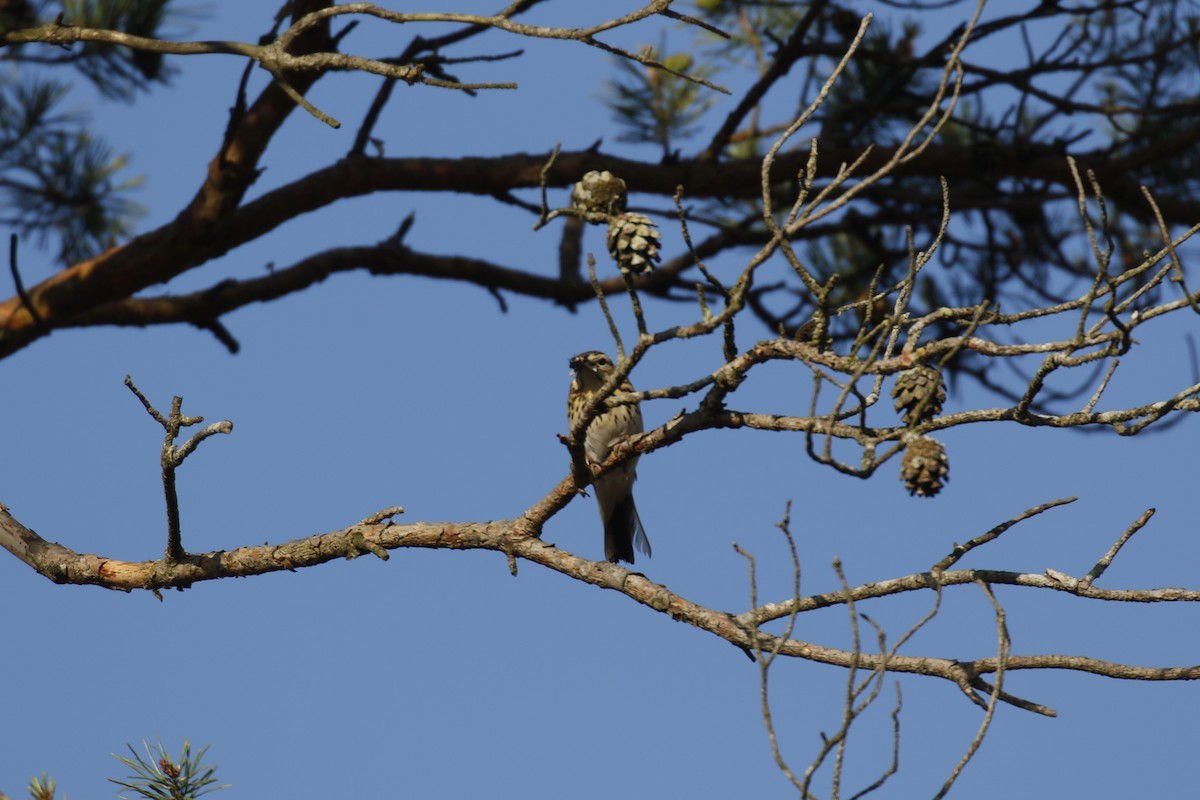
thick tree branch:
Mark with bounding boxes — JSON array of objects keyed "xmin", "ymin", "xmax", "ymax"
[
  {"xmin": 2, "ymin": 497, "xmax": 1196, "ymax": 713},
  {"xmin": 2, "ymin": 133, "xmax": 1196, "ymax": 359}
]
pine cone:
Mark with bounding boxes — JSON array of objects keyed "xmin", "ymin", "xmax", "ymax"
[
  {"xmin": 892, "ymin": 364, "xmax": 946, "ymax": 425},
  {"xmin": 901, "ymin": 435, "xmax": 949, "ymax": 498},
  {"xmin": 606, "ymin": 212, "xmax": 662, "ymax": 273},
  {"xmin": 571, "ymin": 170, "xmax": 627, "ymax": 224}
]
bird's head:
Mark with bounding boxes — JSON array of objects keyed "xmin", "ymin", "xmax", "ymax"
[{"xmin": 569, "ymin": 350, "xmax": 615, "ymax": 390}]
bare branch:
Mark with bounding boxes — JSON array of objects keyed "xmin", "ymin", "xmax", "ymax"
[
  {"xmin": 124, "ymin": 376, "xmax": 233, "ymax": 561},
  {"xmin": 2, "ymin": 490, "xmax": 1196, "ymax": 711},
  {"xmin": 933, "ymin": 497, "xmax": 1078, "ymax": 574},
  {"xmin": 1081, "ymin": 508, "xmax": 1156, "ymax": 587},
  {"xmin": 588, "ymin": 254, "xmax": 624, "ymax": 361},
  {"xmin": 8, "ymin": 234, "xmax": 42, "ymax": 327},
  {"xmin": 934, "ymin": 580, "xmax": 1009, "ymax": 799}
]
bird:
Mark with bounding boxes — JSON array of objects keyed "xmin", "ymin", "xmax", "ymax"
[{"xmin": 567, "ymin": 350, "xmax": 651, "ymax": 564}]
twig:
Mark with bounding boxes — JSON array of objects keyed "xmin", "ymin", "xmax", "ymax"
[
  {"xmin": 263, "ymin": 67, "xmax": 343, "ymax": 128},
  {"xmin": 621, "ymin": 271, "xmax": 649, "ymax": 338},
  {"xmin": 218, "ymin": 9, "xmax": 284, "ymax": 166},
  {"xmin": 934, "ymin": 579, "xmax": 1009, "ymax": 798},
  {"xmin": 657, "ymin": 7, "xmax": 731, "ymax": 39},
  {"xmin": 828, "ymin": 558, "xmax": 864, "ymax": 799},
  {"xmin": 673, "ymin": 186, "xmax": 736, "ymax": 361},
  {"xmin": 8, "ymin": 234, "xmax": 43, "ymax": 327},
  {"xmin": 734, "ymin": 537, "xmax": 801, "ymax": 786},
  {"xmin": 537, "ymin": 142, "xmax": 562, "ymax": 228},
  {"xmin": 933, "ymin": 497, "xmax": 1077, "ymax": 574},
  {"xmin": 769, "ymin": 501, "xmax": 803, "ymax": 669},
  {"xmin": 801, "ymin": 556, "xmax": 883, "ymax": 798},
  {"xmin": 125, "ymin": 376, "xmax": 234, "ymax": 561},
  {"xmin": 846, "ymin": 683, "xmax": 902, "ymax": 800},
  {"xmin": 1081, "ymin": 507, "xmax": 1156, "ymax": 587},
  {"xmin": 348, "ymin": 530, "xmax": 390, "ymax": 561},
  {"xmin": 588, "ymin": 254, "xmax": 624, "ymax": 360},
  {"xmin": 360, "ymin": 506, "xmax": 406, "ymax": 525},
  {"xmin": 965, "ymin": 676, "xmax": 1056, "ymax": 717},
  {"xmin": 736, "ymin": 505, "xmax": 810, "ymax": 795},
  {"xmin": 1142, "ymin": 185, "xmax": 1200, "ymax": 315},
  {"xmin": 11, "ymin": 4, "xmax": 721, "ymax": 130},
  {"xmin": 195, "ymin": 319, "xmax": 241, "ymax": 354},
  {"xmin": 1081, "ymin": 358, "xmax": 1120, "ymax": 415}
]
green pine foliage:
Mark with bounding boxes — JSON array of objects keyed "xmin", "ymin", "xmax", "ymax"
[
  {"xmin": 0, "ymin": 0, "xmax": 184, "ymax": 265},
  {"xmin": 3, "ymin": 738, "xmax": 227, "ymax": 800},
  {"xmin": 63, "ymin": 0, "xmax": 178, "ymax": 98},
  {"xmin": 110, "ymin": 738, "xmax": 229, "ymax": 800},
  {"xmin": 604, "ymin": 40, "xmax": 716, "ymax": 159},
  {"xmin": 0, "ymin": 75, "xmax": 144, "ymax": 264},
  {"xmin": 25, "ymin": 773, "xmax": 54, "ymax": 800}
]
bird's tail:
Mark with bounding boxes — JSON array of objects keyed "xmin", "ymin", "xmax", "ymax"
[{"xmin": 605, "ymin": 493, "xmax": 651, "ymax": 564}]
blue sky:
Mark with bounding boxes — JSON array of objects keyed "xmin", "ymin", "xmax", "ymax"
[{"xmin": 3, "ymin": 2, "xmax": 1198, "ymax": 797}]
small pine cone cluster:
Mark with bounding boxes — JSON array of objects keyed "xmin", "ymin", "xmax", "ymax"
[
  {"xmin": 606, "ymin": 212, "xmax": 662, "ymax": 274},
  {"xmin": 571, "ymin": 170, "xmax": 628, "ymax": 224},
  {"xmin": 892, "ymin": 364, "xmax": 946, "ymax": 425},
  {"xmin": 900, "ymin": 435, "xmax": 950, "ymax": 498}
]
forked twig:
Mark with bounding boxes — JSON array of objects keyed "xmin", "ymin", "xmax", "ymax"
[{"xmin": 125, "ymin": 376, "xmax": 233, "ymax": 561}]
